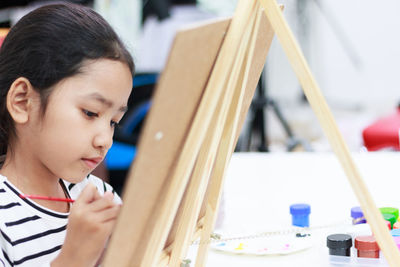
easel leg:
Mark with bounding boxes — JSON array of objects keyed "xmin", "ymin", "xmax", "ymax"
[
  {"xmin": 194, "ymin": 7, "xmax": 265, "ymax": 267},
  {"xmin": 167, "ymin": 7, "xmax": 257, "ymax": 265}
]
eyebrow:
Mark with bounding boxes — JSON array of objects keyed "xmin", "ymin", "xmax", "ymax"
[{"xmin": 85, "ymin": 92, "xmax": 128, "ymax": 112}]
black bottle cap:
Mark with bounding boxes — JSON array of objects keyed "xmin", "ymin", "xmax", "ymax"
[{"xmin": 327, "ymin": 234, "xmax": 353, "ymax": 249}]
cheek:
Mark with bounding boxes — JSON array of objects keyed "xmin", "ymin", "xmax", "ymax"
[
  {"xmin": 44, "ymin": 105, "xmax": 83, "ymax": 133},
  {"xmin": 37, "ymin": 115, "xmax": 89, "ymax": 178},
  {"xmin": 40, "ymin": 109, "xmax": 87, "ymax": 153}
]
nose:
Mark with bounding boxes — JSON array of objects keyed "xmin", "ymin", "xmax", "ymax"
[{"xmin": 93, "ymin": 126, "xmax": 113, "ymax": 153}]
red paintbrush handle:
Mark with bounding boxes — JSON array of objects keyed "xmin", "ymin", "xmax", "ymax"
[{"xmin": 19, "ymin": 194, "xmax": 75, "ymax": 203}]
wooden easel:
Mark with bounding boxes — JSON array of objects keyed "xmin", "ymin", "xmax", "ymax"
[{"xmin": 104, "ymin": 0, "xmax": 400, "ymax": 266}]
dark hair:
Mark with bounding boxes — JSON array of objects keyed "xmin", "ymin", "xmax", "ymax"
[{"xmin": 0, "ymin": 3, "xmax": 134, "ymax": 156}]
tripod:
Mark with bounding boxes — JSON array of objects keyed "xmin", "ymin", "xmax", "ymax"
[
  {"xmin": 236, "ymin": 0, "xmax": 360, "ymax": 152},
  {"xmin": 237, "ymin": 70, "xmax": 312, "ymax": 152}
]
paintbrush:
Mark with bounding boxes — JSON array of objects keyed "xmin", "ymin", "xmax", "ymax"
[{"xmin": 19, "ymin": 194, "xmax": 75, "ymax": 203}]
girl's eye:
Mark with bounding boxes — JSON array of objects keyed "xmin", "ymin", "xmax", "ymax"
[
  {"xmin": 83, "ymin": 109, "xmax": 98, "ymax": 118},
  {"xmin": 110, "ymin": 120, "xmax": 119, "ymax": 128}
]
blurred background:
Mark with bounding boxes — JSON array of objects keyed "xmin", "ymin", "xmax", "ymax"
[{"xmin": 1, "ymin": 0, "xmax": 399, "ymax": 192}]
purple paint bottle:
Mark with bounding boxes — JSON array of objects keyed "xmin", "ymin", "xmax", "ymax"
[{"xmin": 351, "ymin": 206, "xmax": 366, "ymax": 224}]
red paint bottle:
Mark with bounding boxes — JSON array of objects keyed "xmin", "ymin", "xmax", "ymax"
[{"xmin": 354, "ymin": 235, "xmax": 380, "ymax": 258}]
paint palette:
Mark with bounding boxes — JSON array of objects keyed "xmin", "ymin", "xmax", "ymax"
[{"xmin": 210, "ymin": 234, "xmax": 313, "ymax": 256}]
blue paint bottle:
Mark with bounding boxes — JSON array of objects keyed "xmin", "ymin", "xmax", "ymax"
[
  {"xmin": 290, "ymin": 203, "xmax": 310, "ymax": 227},
  {"xmin": 390, "ymin": 229, "xmax": 400, "ymax": 237}
]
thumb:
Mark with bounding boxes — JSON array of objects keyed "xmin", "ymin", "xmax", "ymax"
[
  {"xmin": 103, "ymin": 191, "xmax": 114, "ymax": 201},
  {"xmin": 77, "ymin": 183, "xmax": 100, "ymax": 203}
]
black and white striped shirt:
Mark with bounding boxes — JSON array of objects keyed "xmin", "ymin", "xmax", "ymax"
[{"xmin": 0, "ymin": 174, "xmax": 121, "ymax": 267}]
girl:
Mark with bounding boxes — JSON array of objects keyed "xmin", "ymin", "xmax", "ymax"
[{"xmin": 0, "ymin": 3, "xmax": 134, "ymax": 267}]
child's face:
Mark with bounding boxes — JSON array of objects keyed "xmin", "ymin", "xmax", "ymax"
[{"xmin": 28, "ymin": 59, "xmax": 132, "ymax": 183}]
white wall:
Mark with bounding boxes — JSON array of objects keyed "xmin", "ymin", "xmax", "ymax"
[
  {"xmin": 94, "ymin": 0, "xmax": 142, "ymax": 58},
  {"xmin": 124, "ymin": 0, "xmax": 400, "ymax": 115},
  {"xmin": 266, "ymin": 0, "xmax": 400, "ymax": 112}
]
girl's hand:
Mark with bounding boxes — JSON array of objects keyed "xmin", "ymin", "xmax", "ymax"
[{"xmin": 51, "ymin": 183, "xmax": 121, "ymax": 267}]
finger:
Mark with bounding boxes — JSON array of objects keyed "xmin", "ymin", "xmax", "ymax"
[
  {"xmin": 103, "ymin": 191, "xmax": 114, "ymax": 201},
  {"xmin": 76, "ymin": 183, "xmax": 101, "ymax": 204},
  {"xmin": 101, "ymin": 214, "xmax": 121, "ymax": 234},
  {"xmin": 95, "ymin": 204, "xmax": 121, "ymax": 223},
  {"xmin": 87, "ymin": 195, "xmax": 117, "ymax": 212}
]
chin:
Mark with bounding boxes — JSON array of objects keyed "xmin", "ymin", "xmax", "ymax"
[{"xmin": 61, "ymin": 172, "xmax": 90, "ymax": 184}]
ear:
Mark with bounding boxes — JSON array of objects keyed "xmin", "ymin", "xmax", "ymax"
[{"xmin": 6, "ymin": 77, "xmax": 37, "ymax": 124}]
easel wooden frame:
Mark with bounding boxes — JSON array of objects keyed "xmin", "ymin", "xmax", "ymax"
[{"xmin": 104, "ymin": 0, "xmax": 400, "ymax": 266}]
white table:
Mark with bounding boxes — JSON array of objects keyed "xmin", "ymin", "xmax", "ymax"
[{"xmin": 187, "ymin": 152, "xmax": 400, "ymax": 266}]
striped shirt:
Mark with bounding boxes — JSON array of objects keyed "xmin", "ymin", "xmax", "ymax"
[{"xmin": 0, "ymin": 174, "xmax": 121, "ymax": 267}]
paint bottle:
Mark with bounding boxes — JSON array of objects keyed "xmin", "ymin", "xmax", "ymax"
[
  {"xmin": 390, "ymin": 229, "xmax": 400, "ymax": 237},
  {"xmin": 385, "ymin": 220, "xmax": 391, "ymax": 230},
  {"xmin": 393, "ymin": 236, "xmax": 400, "ymax": 250},
  {"xmin": 354, "ymin": 235, "xmax": 380, "ymax": 258},
  {"xmin": 290, "ymin": 203, "xmax": 310, "ymax": 227},
  {"xmin": 327, "ymin": 234, "xmax": 352, "ymax": 256},
  {"xmin": 382, "ymin": 213, "xmax": 396, "ymax": 229},
  {"xmin": 351, "ymin": 206, "xmax": 366, "ymax": 224},
  {"xmin": 380, "ymin": 207, "xmax": 399, "ymax": 220}
]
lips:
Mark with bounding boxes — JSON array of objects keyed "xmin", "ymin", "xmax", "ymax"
[{"xmin": 82, "ymin": 157, "xmax": 103, "ymax": 169}]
